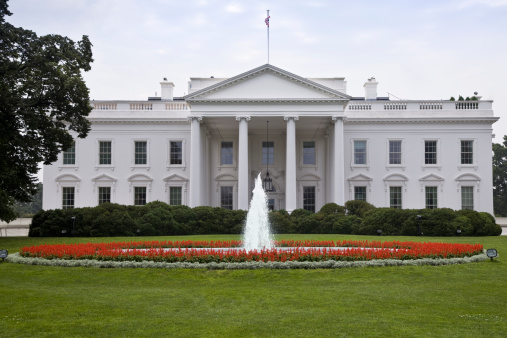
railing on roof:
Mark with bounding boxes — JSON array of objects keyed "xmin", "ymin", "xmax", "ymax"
[
  {"xmin": 130, "ymin": 103, "xmax": 153, "ymax": 110},
  {"xmin": 93, "ymin": 103, "xmax": 117, "ymax": 110},
  {"xmin": 455, "ymin": 101, "xmax": 479, "ymax": 110},
  {"xmin": 165, "ymin": 102, "xmax": 189, "ymax": 110},
  {"xmin": 347, "ymin": 100, "xmax": 485, "ymax": 111}
]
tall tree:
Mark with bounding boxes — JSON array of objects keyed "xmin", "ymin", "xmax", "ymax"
[
  {"xmin": 493, "ymin": 136, "xmax": 507, "ymax": 216},
  {"xmin": 0, "ymin": 0, "xmax": 93, "ymax": 221}
]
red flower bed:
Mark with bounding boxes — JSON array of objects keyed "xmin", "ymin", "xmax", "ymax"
[{"xmin": 19, "ymin": 240, "xmax": 483, "ymax": 263}]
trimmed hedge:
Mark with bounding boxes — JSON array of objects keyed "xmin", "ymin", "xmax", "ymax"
[{"xmin": 29, "ymin": 200, "xmax": 502, "ymax": 237}]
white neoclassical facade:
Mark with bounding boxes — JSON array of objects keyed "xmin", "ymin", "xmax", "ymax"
[{"xmin": 43, "ymin": 64, "xmax": 498, "ymax": 214}]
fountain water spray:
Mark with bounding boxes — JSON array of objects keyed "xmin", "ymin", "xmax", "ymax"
[{"xmin": 243, "ymin": 173, "xmax": 274, "ymax": 251}]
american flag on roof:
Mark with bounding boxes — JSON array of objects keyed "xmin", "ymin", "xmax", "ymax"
[{"xmin": 265, "ymin": 15, "xmax": 270, "ymax": 27}]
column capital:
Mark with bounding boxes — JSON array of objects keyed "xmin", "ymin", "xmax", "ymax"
[
  {"xmin": 331, "ymin": 116, "xmax": 346, "ymax": 123},
  {"xmin": 188, "ymin": 116, "xmax": 203, "ymax": 122},
  {"xmin": 235, "ymin": 116, "xmax": 251, "ymax": 122},
  {"xmin": 283, "ymin": 116, "xmax": 299, "ymax": 122}
]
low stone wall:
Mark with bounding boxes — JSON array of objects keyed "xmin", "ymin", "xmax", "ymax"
[
  {"xmin": 0, "ymin": 218, "xmax": 31, "ymax": 237},
  {"xmin": 496, "ymin": 217, "xmax": 507, "ymax": 236}
]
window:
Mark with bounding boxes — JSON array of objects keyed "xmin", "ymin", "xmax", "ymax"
[
  {"xmin": 220, "ymin": 141, "xmax": 233, "ymax": 165},
  {"xmin": 267, "ymin": 198, "xmax": 275, "ymax": 211},
  {"xmin": 221, "ymin": 186, "xmax": 233, "ymax": 210},
  {"xmin": 461, "ymin": 186, "xmax": 474, "ymax": 210},
  {"xmin": 354, "ymin": 141, "xmax": 366, "ymax": 165},
  {"xmin": 63, "ymin": 141, "xmax": 75, "ymax": 165},
  {"xmin": 425, "ymin": 186, "xmax": 437, "ymax": 209},
  {"xmin": 461, "ymin": 140, "xmax": 473, "ymax": 164},
  {"xmin": 389, "ymin": 140, "xmax": 402, "ymax": 165},
  {"xmin": 390, "ymin": 186, "xmax": 402, "ymax": 209},
  {"xmin": 62, "ymin": 187, "xmax": 75, "ymax": 209},
  {"xmin": 99, "ymin": 141, "xmax": 112, "ymax": 165},
  {"xmin": 262, "ymin": 141, "xmax": 274, "ymax": 165},
  {"xmin": 170, "ymin": 141, "xmax": 183, "ymax": 165},
  {"xmin": 425, "ymin": 141, "xmax": 437, "ymax": 165},
  {"xmin": 303, "ymin": 186, "xmax": 316, "ymax": 212},
  {"xmin": 98, "ymin": 186, "xmax": 111, "ymax": 205},
  {"xmin": 135, "ymin": 141, "xmax": 147, "ymax": 165},
  {"xmin": 303, "ymin": 141, "xmax": 315, "ymax": 165},
  {"xmin": 134, "ymin": 187, "xmax": 147, "ymax": 206},
  {"xmin": 354, "ymin": 186, "xmax": 367, "ymax": 201},
  {"xmin": 169, "ymin": 187, "xmax": 182, "ymax": 205}
]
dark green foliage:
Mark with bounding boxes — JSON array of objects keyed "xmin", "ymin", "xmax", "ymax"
[
  {"xmin": 0, "ymin": 1, "xmax": 93, "ymax": 222},
  {"xmin": 357, "ymin": 208, "xmax": 500, "ymax": 236},
  {"xmin": 450, "ymin": 96, "xmax": 455, "ymax": 101},
  {"xmin": 345, "ymin": 200, "xmax": 376, "ymax": 218},
  {"xmin": 12, "ymin": 183, "xmax": 43, "ymax": 217},
  {"xmin": 493, "ymin": 136, "xmax": 507, "ymax": 216},
  {"xmin": 91, "ymin": 210, "xmax": 135, "ymax": 237},
  {"xmin": 318, "ymin": 203, "xmax": 346, "ymax": 215},
  {"xmin": 333, "ymin": 215, "xmax": 361, "ymax": 234},
  {"xmin": 458, "ymin": 95, "xmax": 465, "ymax": 101},
  {"xmin": 137, "ymin": 208, "xmax": 180, "ymax": 236},
  {"xmin": 269, "ymin": 210, "xmax": 292, "ymax": 234}
]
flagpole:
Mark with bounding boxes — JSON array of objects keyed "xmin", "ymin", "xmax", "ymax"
[{"xmin": 266, "ymin": 10, "xmax": 270, "ymax": 64}]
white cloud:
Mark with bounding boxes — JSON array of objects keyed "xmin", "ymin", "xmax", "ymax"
[
  {"xmin": 226, "ymin": 3, "xmax": 244, "ymax": 13},
  {"xmin": 458, "ymin": 0, "xmax": 507, "ymax": 8}
]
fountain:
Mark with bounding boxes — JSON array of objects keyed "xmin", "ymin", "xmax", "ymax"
[{"xmin": 243, "ymin": 173, "xmax": 274, "ymax": 251}]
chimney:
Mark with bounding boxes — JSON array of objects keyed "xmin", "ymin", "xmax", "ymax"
[
  {"xmin": 160, "ymin": 78, "xmax": 175, "ymax": 100},
  {"xmin": 364, "ymin": 77, "xmax": 378, "ymax": 100}
]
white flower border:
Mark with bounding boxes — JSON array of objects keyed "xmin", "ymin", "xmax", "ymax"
[{"xmin": 5, "ymin": 252, "xmax": 488, "ymax": 270}]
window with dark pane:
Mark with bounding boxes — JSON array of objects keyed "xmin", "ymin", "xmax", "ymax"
[
  {"xmin": 303, "ymin": 186, "xmax": 316, "ymax": 212},
  {"xmin": 425, "ymin": 186, "xmax": 437, "ymax": 209},
  {"xmin": 99, "ymin": 141, "xmax": 111, "ymax": 165},
  {"xmin": 62, "ymin": 187, "xmax": 75, "ymax": 209},
  {"xmin": 220, "ymin": 186, "xmax": 233, "ymax": 210},
  {"xmin": 169, "ymin": 186, "xmax": 182, "ymax": 205},
  {"xmin": 461, "ymin": 186, "xmax": 474, "ymax": 210},
  {"xmin": 425, "ymin": 141, "xmax": 437, "ymax": 164},
  {"xmin": 63, "ymin": 141, "xmax": 75, "ymax": 165},
  {"xmin": 135, "ymin": 141, "xmax": 147, "ymax": 165},
  {"xmin": 134, "ymin": 186, "xmax": 146, "ymax": 205},
  {"xmin": 390, "ymin": 186, "xmax": 402, "ymax": 209},
  {"xmin": 262, "ymin": 141, "xmax": 274, "ymax": 165},
  {"xmin": 461, "ymin": 140, "xmax": 473, "ymax": 164},
  {"xmin": 354, "ymin": 186, "xmax": 367, "ymax": 201},
  {"xmin": 170, "ymin": 141, "xmax": 182, "ymax": 165},
  {"xmin": 98, "ymin": 186, "xmax": 111, "ymax": 205},
  {"xmin": 354, "ymin": 141, "xmax": 366, "ymax": 165}
]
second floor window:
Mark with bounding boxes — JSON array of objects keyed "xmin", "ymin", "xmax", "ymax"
[
  {"xmin": 170, "ymin": 141, "xmax": 182, "ymax": 165},
  {"xmin": 303, "ymin": 141, "xmax": 315, "ymax": 165},
  {"xmin": 135, "ymin": 141, "xmax": 147, "ymax": 165},
  {"xmin": 425, "ymin": 141, "xmax": 437, "ymax": 165},
  {"xmin": 63, "ymin": 141, "xmax": 75, "ymax": 165},
  {"xmin": 461, "ymin": 140, "xmax": 473, "ymax": 164},
  {"xmin": 262, "ymin": 141, "xmax": 274, "ymax": 165},
  {"xmin": 99, "ymin": 141, "xmax": 112, "ymax": 165},
  {"xmin": 354, "ymin": 141, "xmax": 366, "ymax": 165},
  {"xmin": 389, "ymin": 141, "xmax": 401, "ymax": 165},
  {"xmin": 221, "ymin": 141, "xmax": 233, "ymax": 165}
]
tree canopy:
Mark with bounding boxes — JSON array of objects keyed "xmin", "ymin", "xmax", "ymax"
[
  {"xmin": 493, "ymin": 135, "xmax": 507, "ymax": 216},
  {"xmin": 0, "ymin": 0, "xmax": 93, "ymax": 222}
]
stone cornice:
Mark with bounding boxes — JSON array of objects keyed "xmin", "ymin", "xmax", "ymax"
[{"xmin": 88, "ymin": 119, "xmax": 189, "ymax": 124}]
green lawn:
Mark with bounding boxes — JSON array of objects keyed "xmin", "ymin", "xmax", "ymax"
[{"xmin": 1, "ymin": 234, "xmax": 506, "ymax": 337}]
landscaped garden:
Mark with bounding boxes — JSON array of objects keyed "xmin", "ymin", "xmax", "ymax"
[{"xmin": 1, "ymin": 234, "xmax": 506, "ymax": 337}]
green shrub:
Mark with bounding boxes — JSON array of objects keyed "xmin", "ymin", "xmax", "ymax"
[
  {"xmin": 90, "ymin": 210, "xmax": 136, "ymax": 237},
  {"xmin": 318, "ymin": 203, "xmax": 345, "ymax": 216},
  {"xmin": 345, "ymin": 200, "xmax": 376, "ymax": 218},
  {"xmin": 136, "ymin": 208, "xmax": 180, "ymax": 236},
  {"xmin": 333, "ymin": 215, "xmax": 361, "ymax": 234}
]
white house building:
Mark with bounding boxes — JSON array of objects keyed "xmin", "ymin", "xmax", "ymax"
[{"xmin": 43, "ymin": 64, "xmax": 498, "ymax": 214}]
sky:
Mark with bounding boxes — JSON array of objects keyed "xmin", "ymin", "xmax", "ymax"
[{"xmin": 6, "ymin": 0, "xmax": 507, "ymax": 182}]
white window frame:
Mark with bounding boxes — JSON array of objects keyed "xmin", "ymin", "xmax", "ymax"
[
  {"xmin": 350, "ymin": 139, "xmax": 370, "ymax": 170},
  {"xmin": 455, "ymin": 173, "xmax": 481, "ymax": 211},
  {"xmin": 261, "ymin": 140, "xmax": 275, "ymax": 167},
  {"xmin": 299, "ymin": 139, "xmax": 318, "ymax": 168},
  {"xmin": 218, "ymin": 139, "xmax": 236, "ymax": 169},
  {"xmin": 419, "ymin": 174, "xmax": 444, "ymax": 209},
  {"xmin": 297, "ymin": 174, "xmax": 321, "ymax": 212},
  {"xmin": 163, "ymin": 174, "xmax": 188, "ymax": 206},
  {"xmin": 55, "ymin": 173, "xmax": 81, "ymax": 209},
  {"xmin": 215, "ymin": 174, "xmax": 237, "ymax": 210},
  {"xmin": 458, "ymin": 138, "xmax": 478, "ymax": 171},
  {"xmin": 421, "ymin": 139, "xmax": 441, "ymax": 171},
  {"xmin": 424, "ymin": 186, "xmax": 438, "ymax": 209},
  {"xmin": 128, "ymin": 173, "xmax": 153, "ymax": 205},
  {"xmin": 386, "ymin": 139, "xmax": 405, "ymax": 170},
  {"xmin": 58, "ymin": 139, "xmax": 79, "ymax": 171},
  {"xmin": 131, "ymin": 139, "xmax": 150, "ymax": 170},
  {"xmin": 166, "ymin": 138, "xmax": 186, "ymax": 170},
  {"xmin": 95, "ymin": 139, "xmax": 115, "ymax": 171},
  {"xmin": 348, "ymin": 174, "xmax": 373, "ymax": 203},
  {"xmin": 97, "ymin": 186, "xmax": 113, "ymax": 205},
  {"xmin": 91, "ymin": 174, "xmax": 117, "ymax": 206},
  {"xmin": 383, "ymin": 173, "xmax": 408, "ymax": 209}
]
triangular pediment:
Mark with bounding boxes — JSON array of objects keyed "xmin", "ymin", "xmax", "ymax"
[
  {"xmin": 185, "ymin": 64, "xmax": 350, "ymax": 102},
  {"xmin": 92, "ymin": 174, "xmax": 117, "ymax": 182},
  {"xmin": 419, "ymin": 173, "xmax": 444, "ymax": 182},
  {"xmin": 163, "ymin": 174, "xmax": 188, "ymax": 182},
  {"xmin": 348, "ymin": 174, "xmax": 373, "ymax": 181}
]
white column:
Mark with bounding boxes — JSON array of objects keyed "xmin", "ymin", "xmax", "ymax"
[
  {"xmin": 332, "ymin": 116, "xmax": 345, "ymax": 205},
  {"xmin": 189, "ymin": 116, "xmax": 202, "ymax": 207},
  {"xmin": 284, "ymin": 116, "xmax": 298, "ymax": 213},
  {"xmin": 236, "ymin": 116, "xmax": 251, "ymax": 210}
]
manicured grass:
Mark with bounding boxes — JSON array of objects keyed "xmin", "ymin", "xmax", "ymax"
[{"xmin": 1, "ymin": 234, "xmax": 506, "ymax": 337}]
